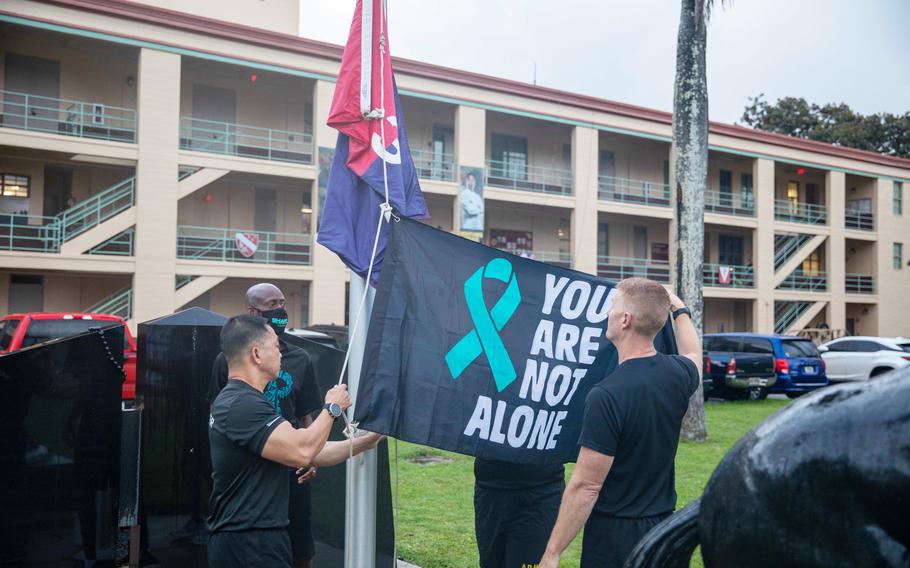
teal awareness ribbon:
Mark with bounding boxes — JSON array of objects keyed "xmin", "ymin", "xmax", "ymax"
[{"xmin": 445, "ymin": 257, "xmax": 521, "ymax": 392}]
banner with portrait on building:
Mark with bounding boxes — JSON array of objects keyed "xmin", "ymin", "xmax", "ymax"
[
  {"xmin": 353, "ymin": 218, "xmax": 678, "ymax": 465},
  {"xmin": 458, "ymin": 165, "xmax": 485, "ymax": 242}
]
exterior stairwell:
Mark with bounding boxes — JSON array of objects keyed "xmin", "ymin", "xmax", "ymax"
[
  {"xmin": 85, "ymin": 287, "xmax": 132, "ymax": 320},
  {"xmin": 773, "ymin": 233, "xmax": 828, "ymax": 289},
  {"xmin": 56, "ymin": 177, "xmax": 136, "ymax": 254}
]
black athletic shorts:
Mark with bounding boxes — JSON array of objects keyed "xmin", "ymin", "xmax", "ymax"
[
  {"xmin": 580, "ymin": 511, "xmax": 671, "ymax": 568},
  {"xmin": 288, "ymin": 473, "xmax": 316, "ymax": 563},
  {"xmin": 474, "ymin": 480, "xmax": 563, "ymax": 568},
  {"xmin": 208, "ymin": 528, "xmax": 292, "ymax": 568}
]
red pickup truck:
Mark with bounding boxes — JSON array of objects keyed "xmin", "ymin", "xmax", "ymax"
[{"xmin": 0, "ymin": 312, "xmax": 137, "ymax": 401}]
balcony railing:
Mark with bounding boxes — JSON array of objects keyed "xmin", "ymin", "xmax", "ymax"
[
  {"xmin": 778, "ymin": 269, "xmax": 828, "ymax": 292},
  {"xmin": 704, "ymin": 190, "xmax": 755, "ymax": 217},
  {"xmin": 597, "ymin": 256, "xmax": 671, "ymax": 284},
  {"xmin": 497, "ymin": 248, "xmax": 571, "ymax": 268},
  {"xmin": 52, "ymin": 177, "xmax": 136, "ymax": 245},
  {"xmin": 597, "ymin": 176, "xmax": 671, "ymax": 207},
  {"xmin": 86, "ymin": 287, "xmax": 133, "ymax": 320},
  {"xmin": 410, "ymin": 149, "xmax": 456, "ymax": 182},
  {"xmin": 180, "ymin": 117, "xmax": 314, "ymax": 165},
  {"xmin": 177, "ymin": 226, "xmax": 312, "ymax": 266},
  {"xmin": 775, "ymin": 301, "xmax": 812, "ymax": 334},
  {"xmin": 845, "ymin": 273, "xmax": 875, "ymax": 294},
  {"xmin": 1, "ymin": 89, "xmax": 136, "ymax": 142},
  {"xmin": 774, "ymin": 233, "xmax": 811, "ymax": 270},
  {"xmin": 485, "ymin": 159, "xmax": 572, "ymax": 196},
  {"xmin": 0, "ymin": 214, "xmax": 59, "ymax": 252},
  {"xmin": 88, "ymin": 227, "xmax": 135, "ymax": 256},
  {"xmin": 845, "ymin": 210, "xmax": 874, "ymax": 231},
  {"xmin": 702, "ymin": 263, "xmax": 754, "ymax": 288},
  {"xmin": 774, "ymin": 199, "xmax": 827, "ymax": 225}
]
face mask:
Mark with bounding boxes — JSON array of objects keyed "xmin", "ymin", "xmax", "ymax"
[{"xmin": 259, "ymin": 307, "xmax": 288, "ymax": 336}]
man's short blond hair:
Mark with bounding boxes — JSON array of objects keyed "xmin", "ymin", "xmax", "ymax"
[{"xmin": 616, "ymin": 277, "xmax": 671, "ymax": 338}]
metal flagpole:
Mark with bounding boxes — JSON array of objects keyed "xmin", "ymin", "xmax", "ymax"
[{"xmin": 345, "ymin": 271, "xmax": 378, "ymax": 568}]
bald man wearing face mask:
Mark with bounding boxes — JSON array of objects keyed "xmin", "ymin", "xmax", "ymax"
[{"xmin": 208, "ymin": 283, "xmax": 324, "ymax": 568}]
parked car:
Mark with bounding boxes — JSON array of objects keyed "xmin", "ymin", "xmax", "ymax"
[
  {"xmin": 0, "ymin": 312, "xmax": 137, "ymax": 402},
  {"xmin": 285, "ymin": 327, "xmax": 340, "ymax": 349},
  {"xmin": 767, "ymin": 335, "xmax": 829, "ymax": 398},
  {"xmin": 819, "ymin": 336, "xmax": 910, "ymax": 382},
  {"xmin": 703, "ymin": 333, "xmax": 777, "ymax": 400}
]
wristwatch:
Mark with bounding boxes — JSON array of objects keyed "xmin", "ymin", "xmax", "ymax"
[
  {"xmin": 323, "ymin": 402, "xmax": 342, "ymax": 419},
  {"xmin": 672, "ymin": 306, "xmax": 692, "ymax": 320}
]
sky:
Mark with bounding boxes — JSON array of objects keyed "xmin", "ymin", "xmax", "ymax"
[{"xmin": 298, "ymin": 0, "xmax": 910, "ymax": 125}]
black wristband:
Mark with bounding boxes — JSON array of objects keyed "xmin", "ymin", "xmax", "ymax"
[{"xmin": 672, "ymin": 306, "xmax": 691, "ymax": 320}]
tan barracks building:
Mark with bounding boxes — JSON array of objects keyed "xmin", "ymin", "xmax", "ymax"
[{"xmin": 1, "ymin": 0, "xmax": 909, "ymax": 338}]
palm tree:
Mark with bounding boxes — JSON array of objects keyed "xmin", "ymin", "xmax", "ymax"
[{"xmin": 673, "ymin": 0, "xmax": 727, "ymax": 442}]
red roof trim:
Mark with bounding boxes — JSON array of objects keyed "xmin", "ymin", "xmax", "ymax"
[{"xmin": 23, "ymin": 0, "xmax": 910, "ymax": 170}]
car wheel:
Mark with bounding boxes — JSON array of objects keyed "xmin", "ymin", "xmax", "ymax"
[
  {"xmin": 870, "ymin": 367, "xmax": 893, "ymax": 378},
  {"xmin": 747, "ymin": 387, "xmax": 768, "ymax": 401}
]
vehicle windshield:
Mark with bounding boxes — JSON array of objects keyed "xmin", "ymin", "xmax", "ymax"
[
  {"xmin": 704, "ymin": 336, "xmax": 739, "ymax": 352},
  {"xmin": 0, "ymin": 319, "xmax": 21, "ymax": 350},
  {"xmin": 21, "ymin": 319, "xmax": 119, "ymax": 349},
  {"xmin": 782, "ymin": 340, "xmax": 820, "ymax": 358}
]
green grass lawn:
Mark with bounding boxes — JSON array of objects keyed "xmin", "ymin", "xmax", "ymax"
[{"xmin": 390, "ymin": 398, "xmax": 789, "ymax": 567}]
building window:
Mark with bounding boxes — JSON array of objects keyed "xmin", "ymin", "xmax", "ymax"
[
  {"xmin": 894, "ymin": 243, "xmax": 904, "ymax": 270},
  {"xmin": 894, "ymin": 181, "xmax": 903, "ymax": 215},
  {"xmin": 1, "ymin": 173, "xmax": 29, "ymax": 197},
  {"xmin": 787, "ymin": 181, "xmax": 800, "ymax": 212},
  {"xmin": 741, "ymin": 173, "xmax": 754, "ymax": 210},
  {"xmin": 802, "ymin": 250, "xmax": 820, "ymax": 276},
  {"xmin": 490, "ymin": 134, "xmax": 528, "ymax": 180},
  {"xmin": 597, "ymin": 222, "xmax": 609, "ymax": 257},
  {"xmin": 719, "ymin": 170, "xmax": 732, "ymax": 207}
]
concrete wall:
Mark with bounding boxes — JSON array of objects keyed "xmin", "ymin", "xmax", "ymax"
[
  {"xmin": 178, "ymin": 177, "xmax": 312, "ymax": 234},
  {"xmin": 400, "ymin": 96, "xmax": 456, "ymax": 155},
  {"xmin": 486, "ymin": 112, "xmax": 572, "ymax": 171},
  {"xmin": 130, "ymin": 0, "xmax": 299, "ymax": 35},
  {"xmin": 0, "ymin": 271, "xmax": 128, "ymax": 312},
  {"xmin": 485, "ymin": 202, "xmax": 567, "ymax": 253},
  {"xmin": 704, "ymin": 299, "xmax": 754, "ymax": 333},
  {"xmin": 0, "ymin": 155, "xmax": 131, "ymax": 216},
  {"xmin": 598, "ymin": 215, "xmax": 670, "ymax": 259},
  {"xmin": 599, "ymin": 132, "xmax": 668, "ymax": 183},
  {"xmin": 180, "ymin": 60, "xmax": 313, "ymax": 133},
  {"xmin": 0, "ymin": 28, "xmax": 138, "ymax": 110}
]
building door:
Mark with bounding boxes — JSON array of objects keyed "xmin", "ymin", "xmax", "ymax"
[
  {"xmin": 191, "ymin": 84, "xmax": 236, "ymax": 153},
  {"xmin": 633, "ymin": 226, "xmax": 647, "ymax": 259},
  {"xmin": 719, "ymin": 170, "xmax": 733, "ymax": 208},
  {"xmin": 43, "ymin": 167, "xmax": 73, "ymax": 217},
  {"xmin": 733, "ymin": 301, "xmax": 748, "ymax": 332},
  {"xmin": 254, "ymin": 188, "xmax": 277, "ymax": 233},
  {"xmin": 9, "ymin": 274, "xmax": 43, "ymax": 313},
  {"xmin": 4, "ymin": 52, "xmax": 61, "ymax": 132},
  {"xmin": 718, "ymin": 235, "xmax": 744, "ymax": 266}
]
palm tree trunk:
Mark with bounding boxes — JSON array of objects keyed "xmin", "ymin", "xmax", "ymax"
[{"xmin": 673, "ymin": 0, "xmax": 708, "ymax": 442}]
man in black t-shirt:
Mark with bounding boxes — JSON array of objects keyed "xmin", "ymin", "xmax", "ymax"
[
  {"xmin": 209, "ymin": 283, "xmax": 379, "ymax": 568},
  {"xmin": 473, "ymin": 458, "xmax": 564, "ymax": 567},
  {"xmin": 208, "ymin": 315, "xmax": 355, "ymax": 567},
  {"xmin": 539, "ymin": 278, "xmax": 702, "ymax": 568}
]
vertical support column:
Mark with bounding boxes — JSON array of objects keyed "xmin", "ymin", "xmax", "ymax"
[
  {"xmin": 827, "ymin": 171, "xmax": 846, "ymax": 330},
  {"xmin": 875, "ymin": 177, "xmax": 903, "ymax": 336},
  {"xmin": 0, "ymin": 273, "xmax": 9, "ymax": 315},
  {"xmin": 753, "ymin": 158, "xmax": 775, "ymax": 333},
  {"xmin": 454, "ymin": 105, "xmax": 486, "ymax": 233},
  {"xmin": 310, "ymin": 79, "xmax": 348, "ymax": 325},
  {"xmin": 571, "ymin": 126, "xmax": 598, "ymax": 274},
  {"xmin": 133, "ymin": 48, "xmax": 180, "ymax": 324}
]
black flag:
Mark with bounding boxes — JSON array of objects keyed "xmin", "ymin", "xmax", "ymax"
[{"xmin": 354, "ymin": 218, "xmax": 677, "ymax": 464}]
